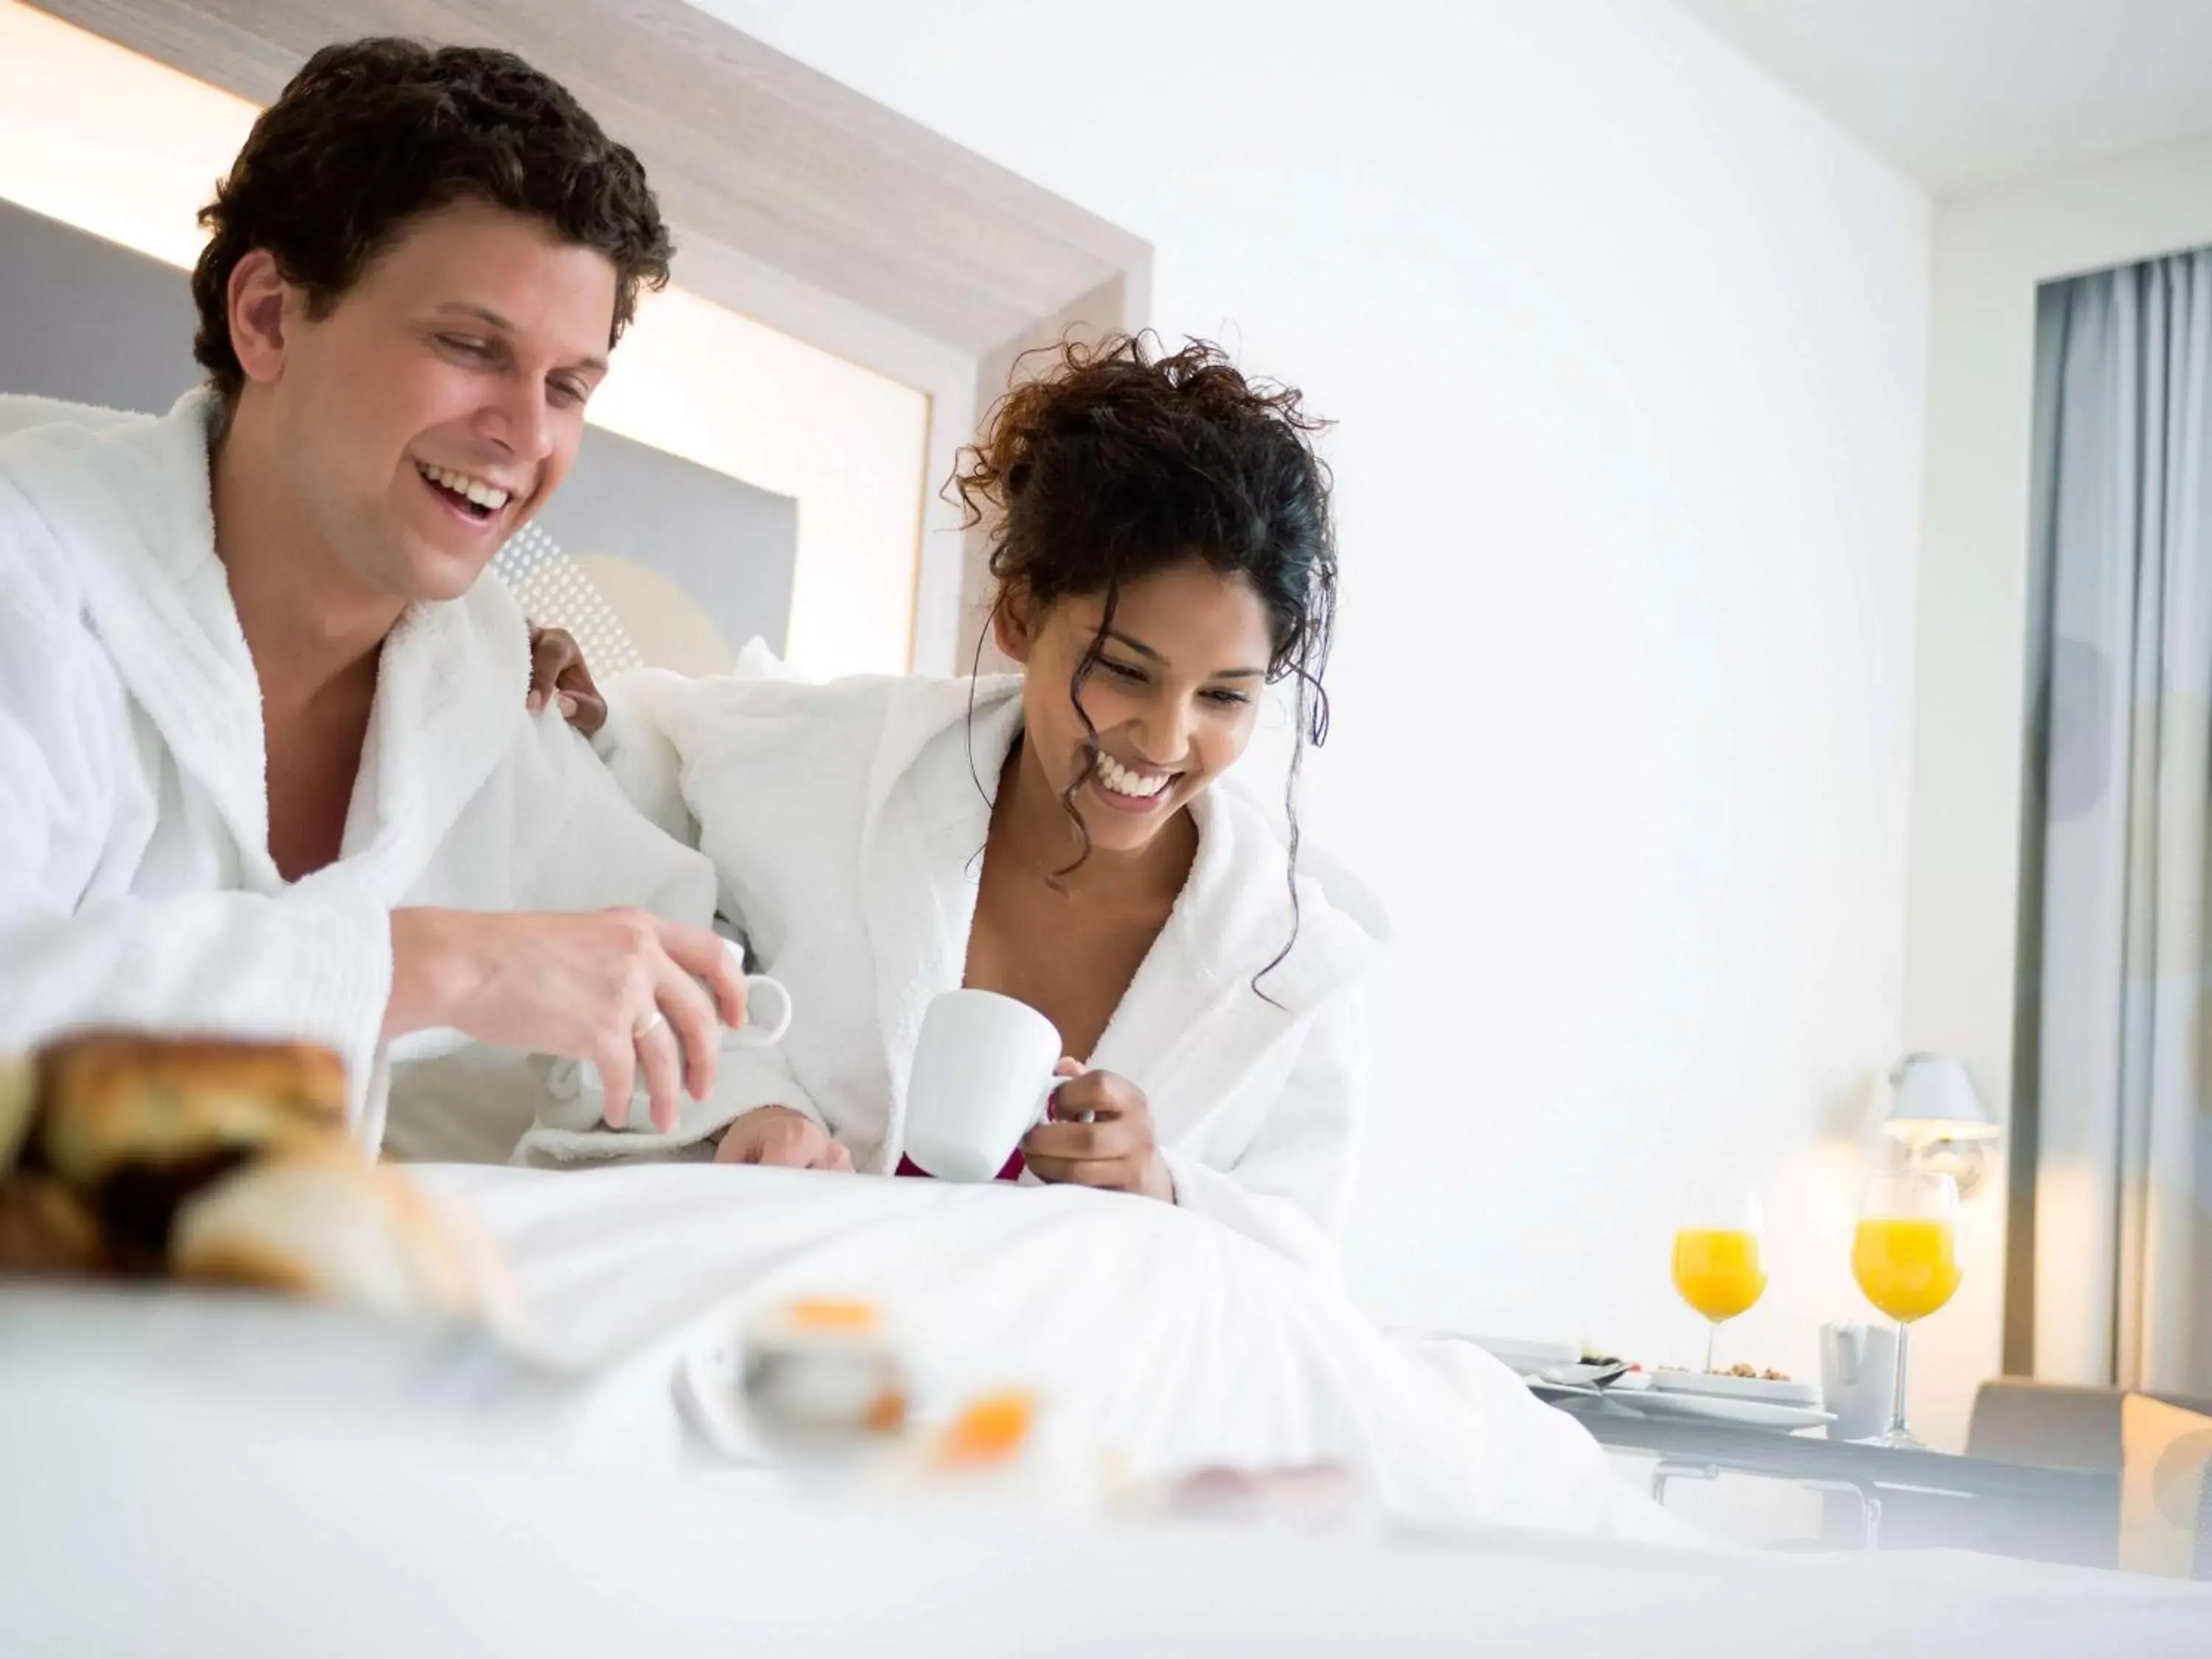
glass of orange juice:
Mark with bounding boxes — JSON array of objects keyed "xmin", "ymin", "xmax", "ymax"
[
  {"xmin": 1852, "ymin": 1169, "xmax": 1961, "ymax": 1448},
  {"xmin": 1672, "ymin": 1192, "xmax": 1767, "ymax": 1374}
]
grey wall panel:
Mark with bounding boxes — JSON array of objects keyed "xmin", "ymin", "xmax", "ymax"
[
  {"xmin": 546, "ymin": 420, "xmax": 795, "ymax": 655},
  {"xmin": 0, "ymin": 198, "xmax": 202, "ymax": 414}
]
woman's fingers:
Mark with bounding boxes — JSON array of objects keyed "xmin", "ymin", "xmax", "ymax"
[
  {"xmin": 1028, "ymin": 1067, "xmax": 1154, "ymax": 1192},
  {"xmin": 1046, "ymin": 1068, "xmax": 1141, "ymax": 1124},
  {"xmin": 1022, "ymin": 1151, "xmax": 1141, "ymax": 1190},
  {"xmin": 1024, "ymin": 1115, "xmax": 1138, "ymax": 1163},
  {"xmin": 527, "ymin": 627, "xmax": 580, "ymax": 713},
  {"xmin": 525, "ymin": 627, "xmax": 608, "ymax": 733},
  {"xmin": 1046, "ymin": 1071, "xmax": 1104, "ymax": 1122},
  {"xmin": 558, "ymin": 679, "xmax": 608, "ymax": 737}
]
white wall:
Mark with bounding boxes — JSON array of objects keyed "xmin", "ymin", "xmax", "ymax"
[
  {"xmin": 1902, "ymin": 130, "xmax": 2212, "ymax": 1444},
  {"xmin": 689, "ymin": 0, "xmax": 1932, "ymax": 1394}
]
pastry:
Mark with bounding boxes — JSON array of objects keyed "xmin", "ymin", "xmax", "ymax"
[
  {"xmin": 35, "ymin": 1032, "xmax": 347, "ymax": 1187},
  {"xmin": 171, "ymin": 1142, "xmax": 514, "ymax": 1324},
  {"xmin": 0, "ymin": 1032, "xmax": 527, "ymax": 1338},
  {"xmin": 0, "ymin": 1052, "xmax": 36, "ymax": 1172},
  {"xmin": 0, "ymin": 1175, "xmax": 104, "ymax": 1276}
]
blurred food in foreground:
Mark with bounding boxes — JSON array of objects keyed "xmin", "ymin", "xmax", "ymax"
[
  {"xmin": 741, "ymin": 1295, "xmax": 911, "ymax": 1450},
  {"xmin": 734, "ymin": 1294, "xmax": 1360, "ymax": 1527},
  {"xmin": 0, "ymin": 1032, "xmax": 522, "ymax": 1332}
]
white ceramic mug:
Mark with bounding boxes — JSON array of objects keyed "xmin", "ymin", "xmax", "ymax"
[
  {"xmin": 1818, "ymin": 1320, "xmax": 1898, "ymax": 1441},
  {"xmin": 726, "ymin": 973, "xmax": 795, "ymax": 1047},
  {"xmin": 900, "ymin": 990, "xmax": 1065, "ymax": 1182},
  {"xmin": 567, "ymin": 943, "xmax": 795, "ymax": 1128}
]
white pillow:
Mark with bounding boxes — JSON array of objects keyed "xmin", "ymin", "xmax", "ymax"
[{"xmin": 730, "ymin": 636, "xmax": 810, "ymax": 683}]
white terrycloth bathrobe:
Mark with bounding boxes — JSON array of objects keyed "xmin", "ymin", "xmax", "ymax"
[
  {"xmin": 0, "ymin": 392, "xmax": 718, "ymax": 1144},
  {"xmin": 521, "ymin": 670, "xmax": 1381, "ymax": 1273}
]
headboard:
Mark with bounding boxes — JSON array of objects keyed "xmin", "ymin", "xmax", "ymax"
[{"xmin": 0, "ymin": 195, "xmax": 798, "ymax": 666}]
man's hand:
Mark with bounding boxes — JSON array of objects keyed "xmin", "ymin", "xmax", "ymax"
[
  {"xmin": 385, "ymin": 908, "xmax": 748, "ymax": 1134},
  {"xmin": 713, "ymin": 1106, "xmax": 854, "ymax": 1171},
  {"xmin": 526, "ymin": 625, "xmax": 608, "ymax": 737}
]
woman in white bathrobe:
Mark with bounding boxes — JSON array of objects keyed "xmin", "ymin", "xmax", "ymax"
[{"xmin": 528, "ymin": 336, "xmax": 1379, "ymax": 1272}]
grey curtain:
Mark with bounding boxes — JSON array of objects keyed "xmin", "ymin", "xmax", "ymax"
[{"xmin": 2025, "ymin": 248, "xmax": 2212, "ymax": 1396}]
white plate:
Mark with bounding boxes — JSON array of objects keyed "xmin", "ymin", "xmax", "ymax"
[
  {"xmin": 1648, "ymin": 1371, "xmax": 1822, "ymax": 1407},
  {"xmin": 1624, "ymin": 1390, "xmax": 1834, "ymax": 1430}
]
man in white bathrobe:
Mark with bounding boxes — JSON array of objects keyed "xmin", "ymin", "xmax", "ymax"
[{"xmin": 0, "ymin": 38, "xmax": 841, "ymax": 1163}]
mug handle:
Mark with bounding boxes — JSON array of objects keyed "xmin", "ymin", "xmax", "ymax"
[
  {"xmin": 574, "ymin": 965, "xmax": 796, "ymax": 1123},
  {"xmin": 1037, "ymin": 1068, "xmax": 1093, "ymax": 1126},
  {"xmin": 719, "ymin": 941, "xmax": 793, "ymax": 1048},
  {"xmin": 731, "ymin": 973, "xmax": 793, "ymax": 1048}
]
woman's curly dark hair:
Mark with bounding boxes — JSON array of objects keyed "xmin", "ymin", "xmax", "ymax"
[
  {"xmin": 951, "ymin": 332, "xmax": 1339, "ymax": 994},
  {"xmin": 191, "ymin": 38, "xmax": 672, "ymax": 400}
]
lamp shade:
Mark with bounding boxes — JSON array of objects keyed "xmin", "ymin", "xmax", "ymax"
[{"xmin": 1883, "ymin": 1054, "xmax": 1999, "ymax": 1141}]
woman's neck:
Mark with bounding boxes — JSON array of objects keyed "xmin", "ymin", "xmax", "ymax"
[{"xmin": 990, "ymin": 734, "xmax": 1196, "ymax": 909}]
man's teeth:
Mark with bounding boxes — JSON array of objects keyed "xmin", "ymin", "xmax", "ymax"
[
  {"xmin": 1096, "ymin": 754, "xmax": 1173, "ymax": 799},
  {"xmin": 415, "ymin": 461, "xmax": 510, "ymax": 510}
]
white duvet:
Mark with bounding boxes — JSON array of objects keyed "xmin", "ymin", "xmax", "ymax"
[
  {"xmin": 7, "ymin": 1288, "xmax": 2207, "ymax": 1659},
  {"xmin": 409, "ymin": 1160, "xmax": 1688, "ymax": 1544},
  {"xmin": 8, "ymin": 1168, "xmax": 2212, "ymax": 1658}
]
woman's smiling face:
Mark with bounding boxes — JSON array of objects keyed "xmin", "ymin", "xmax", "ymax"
[{"xmin": 997, "ymin": 557, "xmax": 1276, "ymax": 856}]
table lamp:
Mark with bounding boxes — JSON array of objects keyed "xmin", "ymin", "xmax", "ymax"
[{"xmin": 1882, "ymin": 1053, "xmax": 2000, "ymax": 1196}]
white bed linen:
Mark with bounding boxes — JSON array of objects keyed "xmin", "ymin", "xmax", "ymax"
[
  {"xmin": 1, "ymin": 1284, "xmax": 2206, "ymax": 1659},
  {"xmin": 408, "ymin": 1160, "xmax": 1685, "ymax": 1543}
]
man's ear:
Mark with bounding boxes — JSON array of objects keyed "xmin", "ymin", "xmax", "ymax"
[
  {"xmin": 992, "ymin": 583, "xmax": 1040, "ymax": 666},
  {"xmin": 227, "ymin": 250, "xmax": 294, "ymax": 387}
]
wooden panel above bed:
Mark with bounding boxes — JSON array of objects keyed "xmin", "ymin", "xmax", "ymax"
[{"xmin": 29, "ymin": 0, "xmax": 1150, "ymax": 355}]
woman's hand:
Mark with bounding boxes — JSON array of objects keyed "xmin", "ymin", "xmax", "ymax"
[
  {"xmin": 714, "ymin": 1105, "xmax": 855, "ymax": 1171},
  {"xmin": 526, "ymin": 624, "xmax": 608, "ymax": 737},
  {"xmin": 1021, "ymin": 1065, "xmax": 1173, "ymax": 1203}
]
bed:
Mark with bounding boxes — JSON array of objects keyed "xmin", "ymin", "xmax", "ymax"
[{"xmin": 4, "ymin": 1164, "xmax": 2206, "ymax": 1657}]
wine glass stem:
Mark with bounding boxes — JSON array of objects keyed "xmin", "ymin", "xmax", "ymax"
[
  {"xmin": 1888, "ymin": 1321, "xmax": 1911, "ymax": 1440},
  {"xmin": 1704, "ymin": 1322, "xmax": 1718, "ymax": 1374}
]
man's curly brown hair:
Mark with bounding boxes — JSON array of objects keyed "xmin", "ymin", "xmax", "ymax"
[
  {"xmin": 190, "ymin": 38, "xmax": 673, "ymax": 400},
  {"xmin": 952, "ymin": 333, "xmax": 1339, "ymax": 992}
]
